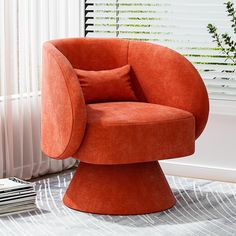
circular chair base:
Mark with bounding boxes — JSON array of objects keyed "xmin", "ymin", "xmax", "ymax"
[{"xmin": 63, "ymin": 161, "xmax": 176, "ymax": 215}]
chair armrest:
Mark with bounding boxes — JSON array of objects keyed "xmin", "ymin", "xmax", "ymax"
[
  {"xmin": 129, "ymin": 41, "xmax": 209, "ymax": 139},
  {"xmin": 41, "ymin": 42, "xmax": 87, "ymax": 159}
]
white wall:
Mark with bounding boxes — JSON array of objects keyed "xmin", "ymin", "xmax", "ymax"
[{"xmin": 160, "ymin": 100, "xmax": 236, "ymax": 183}]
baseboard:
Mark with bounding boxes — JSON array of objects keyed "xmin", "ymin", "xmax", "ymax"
[{"xmin": 160, "ymin": 161, "xmax": 236, "ymax": 183}]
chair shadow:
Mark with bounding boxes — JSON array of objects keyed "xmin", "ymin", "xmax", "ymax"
[{"xmin": 89, "ymin": 188, "xmax": 236, "ymax": 227}]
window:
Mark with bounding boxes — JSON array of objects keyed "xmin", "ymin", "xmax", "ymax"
[{"xmin": 84, "ymin": 0, "xmax": 236, "ymax": 101}]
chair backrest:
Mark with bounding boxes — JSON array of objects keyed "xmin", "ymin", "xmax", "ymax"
[{"xmin": 50, "ymin": 38, "xmax": 129, "ymax": 70}]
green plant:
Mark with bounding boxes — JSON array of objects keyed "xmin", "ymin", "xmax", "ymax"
[{"xmin": 207, "ymin": 1, "xmax": 236, "ymax": 64}]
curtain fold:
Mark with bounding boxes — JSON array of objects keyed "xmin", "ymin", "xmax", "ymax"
[{"xmin": 0, "ymin": 0, "xmax": 82, "ymax": 179}]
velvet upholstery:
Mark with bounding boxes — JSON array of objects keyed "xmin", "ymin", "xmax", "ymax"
[
  {"xmin": 63, "ymin": 161, "xmax": 176, "ymax": 215},
  {"xmin": 41, "ymin": 38, "xmax": 209, "ymax": 215},
  {"xmin": 74, "ymin": 102, "xmax": 195, "ymax": 164},
  {"xmin": 128, "ymin": 41, "xmax": 209, "ymax": 138},
  {"xmin": 74, "ymin": 65, "xmax": 137, "ymax": 103},
  {"xmin": 49, "ymin": 38, "xmax": 129, "ymax": 70},
  {"xmin": 41, "ymin": 42, "xmax": 87, "ymax": 159}
]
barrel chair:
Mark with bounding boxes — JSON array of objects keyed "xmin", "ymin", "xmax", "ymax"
[{"xmin": 41, "ymin": 38, "xmax": 209, "ymax": 215}]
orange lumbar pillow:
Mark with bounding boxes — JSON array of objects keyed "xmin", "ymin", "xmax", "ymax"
[{"xmin": 74, "ymin": 65, "xmax": 137, "ymax": 103}]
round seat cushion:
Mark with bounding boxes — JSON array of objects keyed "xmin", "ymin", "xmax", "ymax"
[{"xmin": 74, "ymin": 102, "xmax": 195, "ymax": 164}]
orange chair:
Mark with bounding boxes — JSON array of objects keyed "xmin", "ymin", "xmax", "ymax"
[{"xmin": 41, "ymin": 38, "xmax": 209, "ymax": 215}]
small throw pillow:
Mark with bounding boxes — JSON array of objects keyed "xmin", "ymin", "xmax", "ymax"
[{"xmin": 74, "ymin": 65, "xmax": 137, "ymax": 103}]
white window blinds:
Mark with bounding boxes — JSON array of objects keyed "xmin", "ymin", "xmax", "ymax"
[{"xmin": 85, "ymin": 0, "xmax": 236, "ymax": 101}]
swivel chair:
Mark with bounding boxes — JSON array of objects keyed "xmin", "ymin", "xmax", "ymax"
[{"xmin": 41, "ymin": 38, "xmax": 209, "ymax": 215}]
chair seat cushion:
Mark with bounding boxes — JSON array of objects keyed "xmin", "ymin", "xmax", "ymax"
[{"xmin": 74, "ymin": 102, "xmax": 195, "ymax": 164}]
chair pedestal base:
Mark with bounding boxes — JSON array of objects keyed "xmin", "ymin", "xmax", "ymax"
[{"xmin": 63, "ymin": 161, "xmax": 176, "ymax": 215}]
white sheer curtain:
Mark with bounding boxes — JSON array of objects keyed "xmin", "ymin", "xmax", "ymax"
[{"xmin": 0, "ymin": 0, "xmax": 83, "ymax": 179}]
